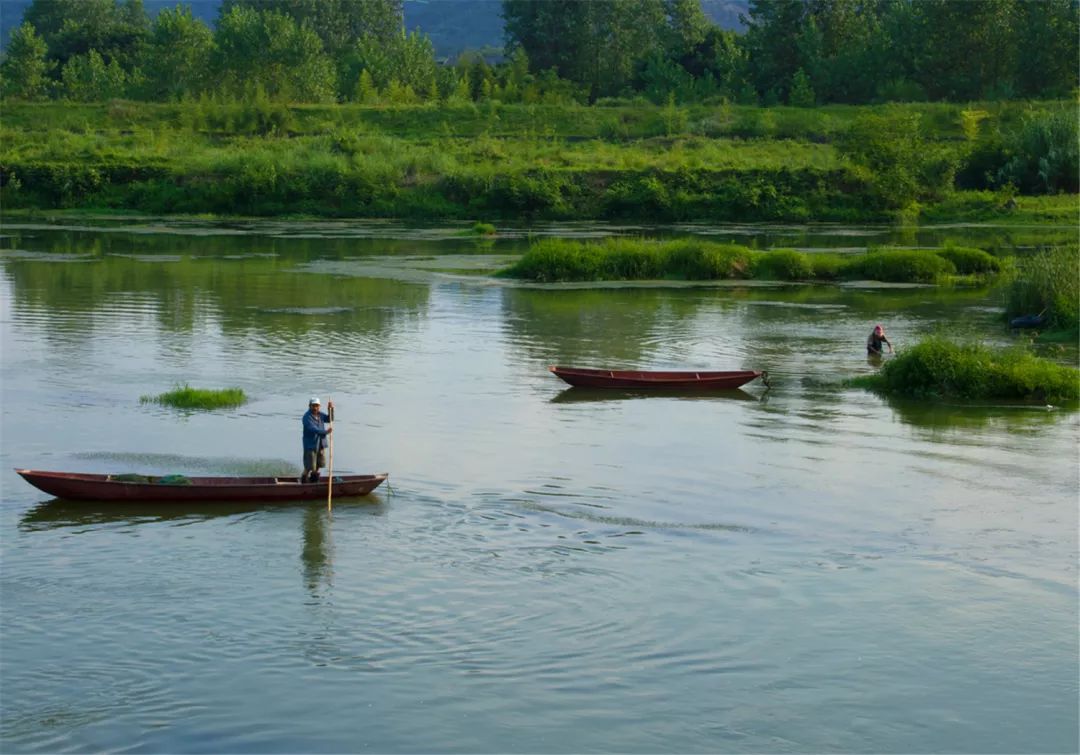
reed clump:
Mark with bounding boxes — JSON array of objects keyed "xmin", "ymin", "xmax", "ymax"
[
  {"xmin": 848, "ymin": 336, "xmax": 1079, "ymax": 402},
  {"xmin": 140, "ymin": 384, "xmax": 248, "ymax": 410},
  {"xmin": 1004, "ymin": 244, "xmax": 1079, "ymax": 334}
]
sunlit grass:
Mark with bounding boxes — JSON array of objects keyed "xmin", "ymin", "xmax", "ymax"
[
  {"xmin": 846, "ymin": 336, "xmax": 1079, "ymax": 403},
  {"xmin": 140, "ymin": 384, "xmax": 247, "ymax": 410},
  {"xmin": 499, "ymin": 238, "xmax": 1009, "ymax": 284}
]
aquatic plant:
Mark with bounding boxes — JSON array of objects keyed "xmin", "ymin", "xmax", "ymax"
[
  {"xmin": 471, "ymin": 221, "xmax": 496, "ymax": 235},
  {"xmin": 500, "ymin": 239, "xmax": 1009, "ymax": 285},
  {"xmin": 935, "ymin": 245, "xmax": 1001, "ymax": 274},
  {"xmin": 751, "ymin": 249, "xmax": 814, "ymax": 280},
  {"xmin": 140, "ymin": 384, "xmax": 248, "ymax": 410},
  {"xmin": 499, "ymin": 238, "xmax": 755, "ymax": 282},
  {"xmin": 1003, "ymin": 244, "xmax": 1079, "ymax": 333},
  {"xmin": 841, "ymin": 248, "xmax": 956, "ymax": 283},
  {"xmin": 848, "ymin": 336, "xmax": 1079, "ymax": 403}
]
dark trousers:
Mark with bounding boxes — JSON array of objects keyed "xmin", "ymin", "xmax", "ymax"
[{"xmin": 302, "ymin": 448, "xmax": 325, "ymax": 482}]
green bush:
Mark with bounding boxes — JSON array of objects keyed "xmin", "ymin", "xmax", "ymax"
[
  {"xmin": 752, "ymin": 248, "xmax": 813, "ymax": 280},
  {"xmin": 935, "ymin": 245, "xmax": 1001, "ymax": 274},
  {"xmin": 665, "ymin": 241, "xmax": 753, "ymax": 279},
  {"xmin": 807, "ymin": 253, "xmax": 846, "ymax": 280},
  {"xmin": 841, "ymin": 248, "xmax": 956, "ymax": 283},
  {"xmin": 849, "ymin": 336, "xmax": 1079, "ymax": 402}
]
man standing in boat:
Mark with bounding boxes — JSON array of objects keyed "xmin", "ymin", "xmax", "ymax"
[{"xmin": 301, "ymin": 397, "xmax": 334, "ymax": 483}]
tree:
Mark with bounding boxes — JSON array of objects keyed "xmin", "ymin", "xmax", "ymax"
[
  {"xmin": 222, "ymin": 0, "xmax": 403, "ymax": 57},
  {"xmin": 1012, "ymin": 0, "xmax": 1079, "ymax": 98},
  {"xmin": 343, "ymin": 29, "xmax": 437, "ymax": 101},
  {"xmin": 503, "ymin": 0, "xmax": 667, "ymax": 101},
  {"xmin": 141, "ymin": 5, "xmax": 214, "ymax": 100},
  {"xmin": 213, "ymin": 5, "xmax": 336, "ymax": 102},
  {"xmin": 911, "ymin": 0, "xmax": 1017, "ymax": 100},
  {"xmin": 1, "ymin": 22, "xmax": 51, "ymax": 100},
  {"xmin": 788, "ymin": 67, "xmax": 814, "ymax": 106},
  {"xmin": 740, "ymin": 0, "xmax": 807, "ymax": 101},
  {"xmin": 60, "ymin": 48, "xmax": 128, "ymax": 100},
  {"xmin": 24, "ymin": 0, "xmax": 148, "ymax": 73}
]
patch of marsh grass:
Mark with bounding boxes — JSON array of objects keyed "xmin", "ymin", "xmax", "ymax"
[
  {"xmin": 847, "ymin": 336, "xmax": 1079, "ymax": 402},
  {"xmin": 141, "ymin": 384, "xmax": 248, "ymax": 410}
]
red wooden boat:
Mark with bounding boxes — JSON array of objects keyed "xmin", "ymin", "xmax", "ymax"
[
  {"xmin": 15, "ymin": 469, "xmax": 388, "ymax": 503},
  {"xmin": 548, "ymin": 365, "xmax": 767, "ymax": 390}
]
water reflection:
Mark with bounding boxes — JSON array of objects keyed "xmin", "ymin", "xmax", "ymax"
[
  {"xmin": 19, "ymin": 499, "xmax": 270, "ymax": 531},
  {"xmin": 883, "ymin": 396, "xmax": 1075, "ymax": 435},
  {"xmin": 302, "ymin": 506, "xmax": 333, "ymax": 595},
  {"xmin": 550, "ymin": 387, "xmax": 763, "ymax": 404}
]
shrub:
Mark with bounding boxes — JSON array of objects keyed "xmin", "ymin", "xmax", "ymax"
[
  {"xmin": 849, "ymin": 336, "xmax": 1079, "ymax": 402},
  {"xmin": 665, "ymin": 241, "xmax": 753, "ymax": 279},
  {"xmin": 752, "ymin": 249, "xmax": 813, "ymax": 280},
  {"xmin": 806, "ymin": 253, "xmax": 846, "ymax": 280},
  {"xmin": 841, "ymin": 248, "xmax": 956, "ymax": 283},
  {"xmin": 935, "ymin": 245, "xmax": 1001, "ymax": 274}
]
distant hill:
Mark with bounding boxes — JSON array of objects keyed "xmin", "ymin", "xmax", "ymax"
[{"xmin": 2, "ymin": 0, "xmax": 747, "ymax": 57}]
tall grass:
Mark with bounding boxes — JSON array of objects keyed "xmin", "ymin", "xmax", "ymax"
[
  {"xmin": 847, "ymin": 336, "xmax": 1079, "ymax": 402},
  {"xmin": 141, "ymin": 384, "xmax": 248, "ymax": 410},
  {"xmin": 1003, "ymin": 244, "xmax": 1079, "ymax": 333}
]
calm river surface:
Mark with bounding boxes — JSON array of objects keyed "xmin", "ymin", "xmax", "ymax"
[{"xmin": 1, "ymin": 218, "xmax": 1077, "ymax": 753}]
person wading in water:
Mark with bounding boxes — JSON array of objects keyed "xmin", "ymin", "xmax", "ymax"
[{"xmin": 866, "ymin": 324, "xmax": 894, "ymax": 357}]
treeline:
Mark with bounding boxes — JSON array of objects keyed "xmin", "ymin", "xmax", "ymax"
[{"xmin": 1, "ymin": 0, "xmax": 1076, "ymax": 106}]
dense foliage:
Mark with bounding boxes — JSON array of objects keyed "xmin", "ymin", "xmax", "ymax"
[
  {"xmin": 2, "ymin": 99, "xmax": 1076, "ymax": 220},
  {"xmin": 848, "ymin": 336, "xmax": 1079, "ymax": 403},
  {"xmin": 1, "ymin": 0, "xmax": 1075, "ymax": 107}
]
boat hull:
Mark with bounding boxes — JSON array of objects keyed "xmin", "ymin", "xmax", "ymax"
[
  {"xmin": 15, "ymin": 469, "xmax": 388, "ymax": 503},
  {"xmin": 548, "ymin": 366, "xmax": 764, "ymax": 390}
]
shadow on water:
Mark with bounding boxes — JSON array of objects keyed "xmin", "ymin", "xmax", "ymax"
[
  {"xmin": 19, "ymin": 495, "xmax": 383, "ymax": 531},
  {"xmin": 550, "ymin": 387, "xmax": 765, "ymax": 404}
]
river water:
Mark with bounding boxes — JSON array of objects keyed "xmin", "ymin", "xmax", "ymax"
[{"xmin": 1, "ymin": 218, "xmax": 1077, "ymax": 753}]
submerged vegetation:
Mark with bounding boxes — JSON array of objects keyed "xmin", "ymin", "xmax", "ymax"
[
  {"xmin": 140, "ymin": 384, "xmax": 248, "ymax": 410},
  {"xmin": 847, "ymin": 337, "xmax": 1079, "ymax": 403},
  {"xmin": 499, "ymin": 238, "xmax": 1007, "ymax": 284}
]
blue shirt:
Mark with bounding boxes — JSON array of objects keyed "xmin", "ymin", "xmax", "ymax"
[{"xmin": 302, "ymin": 410, "xmax": 331, "ymax": 451}]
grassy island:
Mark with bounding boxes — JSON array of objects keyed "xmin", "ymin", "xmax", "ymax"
[
  {"xmin": 140, "ymin": 384, "xmax": 248, "ymax": 410},
  {"xmin": 498, "ymin": 237, "xmax": 1005, "ymax": 284},
  {"xmin": 848, "ymin": 337, "xmax": 1079, "ymax": 403}
]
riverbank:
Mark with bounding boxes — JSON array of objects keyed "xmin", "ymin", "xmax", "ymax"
[{"xmin": 1, "ymin": 100, "xmax": 1076, "ymax": 223}]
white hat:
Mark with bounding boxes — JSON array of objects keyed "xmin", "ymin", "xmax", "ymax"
[{"xmin": 309, "ymin": 396, "xmax": 321, "ymax": 405}]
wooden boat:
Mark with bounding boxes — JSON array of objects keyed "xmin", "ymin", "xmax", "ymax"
[
  {"xmin": 548, "ymin": 365, "xmax": 767, "ymax": 390},
  {"xmin": 15, "ymin": 469, "xmax": 388, "ymax": 503}
]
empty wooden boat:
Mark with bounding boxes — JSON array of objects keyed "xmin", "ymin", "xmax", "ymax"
[{"xmin": 548, "ymin": 366, "xmax": 767, "ymax": 390}]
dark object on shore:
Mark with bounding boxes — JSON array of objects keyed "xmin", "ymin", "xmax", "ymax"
[
  {"xmin": 15, "ymin": 469, "xmax": 388, "ymax": 502},
  {"xmin": 1010, "ymin": 313, "xmax": 1047, "ymax": 329},
  {"xmin": 549, "ymin": 366, "xmax": 768, "ymax": 390}
]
